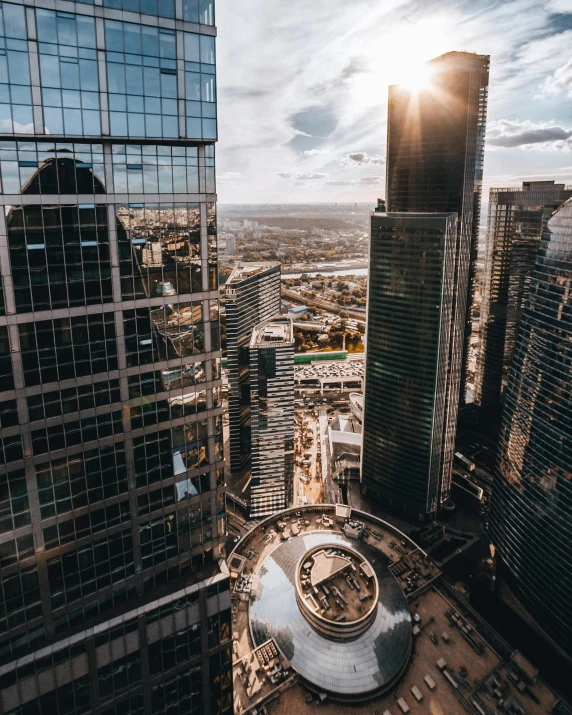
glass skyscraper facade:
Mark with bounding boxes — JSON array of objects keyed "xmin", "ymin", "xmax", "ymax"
[
  {"xmin": 224, "ymin": 262, "xmax": 281, "ymax": 480},
  {"xmin": 475, "ymin": 180, "xmax": 572, "ymax": 416},
  {"xmin": 362, "ymin": 211, "xmax": 458, "ymax": 516},
  {"xmin": 249, "ymin": 315, "xmax": 294, "ymax": 518},
  {"xmin": 489, "ymin": 198, "xmax": 572, "ymax": 658},
  {"xmin": 0, "ymin": 1, "xmax": 232, "ymax": 713},
  {"xmin": 386, "ymin": 51, "xmax": 489, "ymax": 407}
]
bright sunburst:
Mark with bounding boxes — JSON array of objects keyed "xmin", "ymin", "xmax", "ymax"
[
  {"xmin": 349, "ymin": 20, "xmax": 449, "ymax": 107},
  {"xmin": 396, "ymin": 63, "xmax": 435, "ymax": 92}
]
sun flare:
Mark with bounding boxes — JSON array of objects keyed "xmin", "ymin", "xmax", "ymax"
[
  {"xmin": 396, "ymin": 63, "xmax": 434, "ymax": 92},
  {"xmin": 348, "ymin": 20, "xmax": 449, "ymax": 107}
]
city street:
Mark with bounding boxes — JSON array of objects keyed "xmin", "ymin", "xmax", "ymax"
[{"xmin": 293, "ymin": 407, "xmax": 323, "ymax": 505}]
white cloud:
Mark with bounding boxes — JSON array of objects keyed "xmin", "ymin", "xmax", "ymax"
[
  {"xmin": 301, "ymin": 149, "xmax": 325, "ymax": 156},
  {"xmin": 547, "ymin": 0, "xmax": 572, "ymax": 12},
  {"xmin": 292, "ymin": 128, "xmax": 314, "ymax": 137},
  {"xmin": 341, "ymin": 151, "xmax": 385, "ymax": 166},
  {"xmin": 218, "ymin": 171, "xmax": 242, "ymax": 184},
  {"xmin": 326, "ymin": 176, "xmax": 383, "ymax": 186},
  {"xmin": 487, "ymin": 119, "xmax": 572, "ymax": 149},
  {"xmin": 277, "ymin": 172, "xmax": 328, "ymax": 180},
  {"xmin": 539, "ymin": 57, "xmax": 572, "ymax": 98},
  {"xmin": 0, "ymin": 120, "xmax": 34, "ymax": 133}
]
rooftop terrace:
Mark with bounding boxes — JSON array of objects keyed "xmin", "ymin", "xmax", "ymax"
[{"xmin": 228, "ymin": 504, "xmax": 570, "ymax": 715}]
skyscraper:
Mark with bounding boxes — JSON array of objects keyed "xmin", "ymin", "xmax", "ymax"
[
  {"xmin": 0, "ymin": 1, "xmax": 232, "ymax": 712},
  {"xmin": 362, "ymin": 208, "xmax": 458, "ymax": 516},
  {"xmin": 224, "ymin": 262, "xmax": 281, "ymax": 479},
  {"xmin": 488, "ymin": 197, "xmax": 572, "ymax": 658},
  {"xmin": 475, "ymin": 180, "xmax": 572, "ymax": 415},
  {"xmin": 249, "ymin": 315, "xmax": 295, "ymax": 518},
  {"xmin": 386, "ymin": 51, "xmax": 489, "ymax": 406}
]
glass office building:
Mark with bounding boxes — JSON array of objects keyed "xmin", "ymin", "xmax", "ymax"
[
  {"xmin": 386, "ymin": 52, "xmax": 489, "ymax": 407},
  {"xmin": 0, "ymin": 1, "xmax": 232, "ymax": 713},
  {"xmin": 249, "ymin": 316, "xmax": 294, "ymax": 518},
  {"xmin": 488, "ymin": 198, "xmax": 572, "ymax": 658},
  {"xmin": 224, "ymin": 262, "xmax": 281, "ymax": 479},
  {"xmin": 362, "ymin": 210, "xmax": 458, "ymax": 516},
  {"xmin": 475, "ymin": 181, "xmax": 572, "ymax": 417}
]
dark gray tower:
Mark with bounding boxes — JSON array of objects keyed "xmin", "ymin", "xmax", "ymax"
[
  {"xmin": 475, "ymin": 180, "xmax": 572, "ymax": 416},
  {"xmin": 362, "ymin": 210, "xmax": 458, "ymax": 516},
  {"xmin": 488, "ymin": 197, "xmax": 572, "ymax": 658},
  {"xmin": 0, "ymin": 1, "xmax": 232, "ymax": 712},
  {"xmin": 224, "ymin": 262, "xmax": 281, "ymax": 478},
  {"xmin": 386, "ymin": 51, "xmax": 489, "ymax": 407},
  {"xmin": 249, "ymin": 315, "xmax": 295, "ymax": 518}
]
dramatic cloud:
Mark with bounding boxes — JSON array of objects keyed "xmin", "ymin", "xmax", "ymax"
[
  {"xmin": 215, "ymin": 0, "xmax": 572, "ymax": 202},
  {"xmin": 547, "ymin": 0, "xmax": 572, "ymax": 13},
  {"xmin": 487, "ymin": 119, "xmax": 572, "ymax": 149},
  {"xmin": 341, "ymin": 152, "xmax": 386, "ymax": 166},
  {"xmin": 539, "ymin": 58, "xmax": 572, "ymax": 98},
  {"xmin": 326, "ymin": 176, "xmax": 383, "ymax": 186},
  {"xmin": 277, "ymin": 172, "xmax": 328, "ymax": 180}
]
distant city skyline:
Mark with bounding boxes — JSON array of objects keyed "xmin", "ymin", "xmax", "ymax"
[{"xmin": 216, "ymin": 0, "xmax": 572, "ymax": 205}]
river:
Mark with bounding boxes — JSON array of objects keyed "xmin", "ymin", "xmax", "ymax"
[{"xmin": 283, "ymin": 267, "xmax": 368, "ymax": 279}]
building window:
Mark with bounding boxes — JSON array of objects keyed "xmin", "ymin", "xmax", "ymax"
[
  {"xmin": 35, "ymin": 443, "xmax": 127, "ymax": 519},
  {"xmin": 19, "ymin": 313, "xmax": 117, "ymax": 386},
  {"xmin": 98, "ymin": 651, "xmax": 142, "ymax": 704},
  {"xmin": 36, "ymin": 10, "xmax": 100, "ymax": 136},
  {"xmin": 8, "ymin": 203, "xmax": 111, "ymax": 313},
  {"xmin": 184, "ymin": 32, "xmax": 216, "ymax": 139},
  {"xmin": 0, "ymin": 2, "xmax": 33, "ymax": 135},
  {"xmin": 0, "ymin": 468, "xmax": 29, "ymax": 533},
  {"xmin": 105, "ymin": 20, "xmax": 178, "ymax": 139},
  {"xmin": 47, "ymin": 529, "xmax": 134, "ymax": 608},
  {"xmin": 117, "ymin": 203, "xmax": 202, "ymax": 300},
  {"xmin": 111, "ymin": 145, "xmax": 199, "ymax": 193}
]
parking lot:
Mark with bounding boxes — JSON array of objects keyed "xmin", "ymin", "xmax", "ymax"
[{"xmin": 295, "ymin": 357, "xmax": 364, "ymax": 392}]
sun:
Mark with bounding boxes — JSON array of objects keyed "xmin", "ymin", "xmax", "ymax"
[
  {"xmin": 395, "ymin": 64, "xmax": 434, "ymax": 92},
  {"xmin": 347, "ymin": 19, "xmax": 449, "ymax": 108}
]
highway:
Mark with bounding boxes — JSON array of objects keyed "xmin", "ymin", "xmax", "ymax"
[{"xmin": 281, "ymin": 287, "xmax": 366, "ymax": 322}]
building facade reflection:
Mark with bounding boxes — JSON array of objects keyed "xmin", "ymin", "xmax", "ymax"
[
  {"xmin": 475, "ymin": 180, "xmax": 572, "ymax": 417},
  {"xmin": 0, "ymin": 0, "xmax": 231, "ymax": 712},
  {"xmin": 489, "ymin": 197, "xmax": 572, "ymax": 658}
]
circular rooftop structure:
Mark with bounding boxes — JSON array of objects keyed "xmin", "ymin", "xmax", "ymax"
[
  {"xmin": 295, "ymin": 543, "xmax": 379, "ymax": 640},
  {"xmin": 247, "ymin": 528, "xmax": 412, "ymax": 701}
]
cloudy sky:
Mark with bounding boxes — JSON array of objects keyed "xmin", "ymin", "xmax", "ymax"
[{"xmin": 215, "ymin": 0, "xmax": 572, "ymax": 208}]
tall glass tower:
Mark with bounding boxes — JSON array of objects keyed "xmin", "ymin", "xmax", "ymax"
[
  {"xmin": 475, "ymin": 181, "xmax": 572, "ymax": 416},
  {"xmin": 224, "ymin": 262, "xmax": 281, "ymax": 480},
  {"xmin": 0, "ymin": 1, "xmax": 232, "ymax": 713},
  {"xmin": 386, "ymin": 51, "xmax": 489, "ymax": 407},
  {"xmin": 249, "ymin": 315, "xmax": 294, "ymax": 518},
  {"xmin": 362, "ymin": 209, "xmax": 458, "ymax": 516},
  {"xmin": 488, "ymin": 198, "xmax": 572, "ymax": 658}
]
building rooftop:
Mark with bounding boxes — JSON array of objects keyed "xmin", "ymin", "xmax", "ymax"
[
  {"xmin": 250, "ymin": 316, "xmax": 293, "ymax": 347},
  {"xmin": 226, "ymin": 261, "xmax": 281, "ymax": 284},
  {"xmin": 229, "ymin": 505, "xmax": 570, "ymax": 715},
  {"xmin": 330, "ymin": 414, "xmax": 361, "ymax": 435},
  {"xmin": 349, "ymin": 391, "xmax": 363, "ymax": 422}
]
